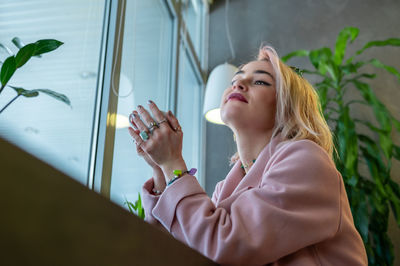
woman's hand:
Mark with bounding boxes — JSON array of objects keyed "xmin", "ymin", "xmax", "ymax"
[{"xmin": 128, "ymin": 100, "xmax": 187, "ymax": 182}]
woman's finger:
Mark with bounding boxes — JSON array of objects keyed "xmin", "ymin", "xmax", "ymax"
[
  {"xmin": 147, "ymin": 100, "xmax": 167, "ymax": 123},
  {"xmin": 129, "ymin": 113, "xmax": 138, "ymax": 130},
  {"xmin": 166, "ymin": 110, "xmax": 182, "ymax": 132},
  {"xmin": 137, "ymin": 105, "xmax": 157, "ymax": 128},
  {"xmin": 128, "ymin": 126, "xmax": 144, "ymax": 146},
  {"xmin": 131, "ymin": 110, "xmax": 149, "ymax": 133}
]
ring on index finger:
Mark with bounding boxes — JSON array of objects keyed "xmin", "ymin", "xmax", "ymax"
[{"xmin": 148, "ymin": 121, "xmax": 159, "ymax": 133}]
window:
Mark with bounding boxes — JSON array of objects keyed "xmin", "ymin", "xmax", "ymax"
[
  {"xmin": 110, "ymin": 0, "xmax": 174, "ymax": 206},
  {"xmin": 176, "ymin": 46, "xmax": 203, "ymax": 180},
  {"xmin": 0, "ymin": 0, "xmax": 107, "ymax": 185},
  {"xmin": 0, "ymin": 0, "xmax": 208, "ymax": 208}
]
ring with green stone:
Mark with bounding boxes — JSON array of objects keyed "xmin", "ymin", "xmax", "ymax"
[{"xmin": 140, "ymin": 130, "xmax": 149, "ymax": 141}]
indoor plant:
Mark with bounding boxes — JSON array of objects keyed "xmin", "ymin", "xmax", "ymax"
[
  {"xmin": 0, "ymin": 37, "xmax": 70, "ymax": 114},
  {"xmin": 282, "ymin": 27, "xmax": 400, "ymax": 265}
]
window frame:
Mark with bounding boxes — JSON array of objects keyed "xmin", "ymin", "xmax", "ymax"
[{"xmin": 92, "ymin": 0, "xmax": 209, "ymax": 197}]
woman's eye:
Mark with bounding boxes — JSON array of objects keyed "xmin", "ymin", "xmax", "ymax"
[
  {"xmin": 255, "ymin": 80, "xmax": 270, "ymax": 86},
  {"xmin": 231, "ymin": 80, "xmax": 237, "ymax": 85}
]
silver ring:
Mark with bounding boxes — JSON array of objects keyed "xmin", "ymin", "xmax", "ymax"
[
  {"xmin": 148, "ymin": 121, "xmax": 159, "ymax": 128},
  {"xmin": 148, "ymin": 121, "xmax": 159, "ymax": 133},
  {"xmin": 158, "ymin": 118, "xmax": 167, "ymax": 125}
]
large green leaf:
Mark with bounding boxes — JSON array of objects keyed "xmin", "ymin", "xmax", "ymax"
[
  {"xmin": 353, "ymin": 190, "xmax": 369, "ymax": 242},
  {"xmin": 9, "ymin": 86, "xmax": 39, "ymax": 97},
  {"xmin": 356, "ymin": 38, "xmax": 400, "ymax": 56},
  {"xmin": 334, "ymin": 27, "xmax": 359, "ymax": 65},
  {"xmin": 393, "ymin": 119, "xmax": 400, "ymax": 133},
  {"xmin": 15, "ymin": 43, "xmax": 35, "ymax": 68},
  {"xmin": 369, "ymin": 58, "xmax": 400, "ymax": 82},
  {"xmin": 386, "ymin": 181, "xmax": 400, "ymax": 226},
  {"xmin": 9, "ymin": 86, "xmax": 70, "ymax": 105},
  {"xmin": 309, "ymin": 47, "xmax": 340, "ymax": 81},
  {"xmin": 347, "ymin": 38, "xmax": 400, "ymax": 64},
  {"xmin": 0, "ymin": 56, "xmax": 16, "ymax": 87},
  {"xmin": 281, "ymin": 49, "xmax": 309, "ymax": 62},
  {"xmin": 351, "ymin": 80, "xmax": 392, "ymax": 132},
  {"xmin": 360, "ymin": 146, "xmax": 388, "ymax": 198},
  {"xmin": 341, "ymin": 61, "xmax": 366, "ymax": 74},
  {"xmin": 33, "ymin": 89, "xmax": 71, "ymax": 106},
  {"xmin": 337, "ymin": 106, "xmax": 358, "ymax": 181},
  {"xmin": 33, "ymin": 39, "xmax": 63, "ymax": 56}
]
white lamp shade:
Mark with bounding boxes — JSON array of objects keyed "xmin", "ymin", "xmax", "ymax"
[{"xmin": 203, "ymin": 63, "xmax": 238, "ymax": 124}]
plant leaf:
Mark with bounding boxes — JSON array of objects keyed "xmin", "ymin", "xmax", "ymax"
[
  {"xmin": 33, "ymin": 39, "xmax": 63, "ymax": 56},
  {"xmin": 334, "ymin": 27, "xmax": 359, "ymax": 65},
  {"xmin": 0, "ymin": 56, "xmax": 16, "ymax": 86},
  {"xmin": 337, "ymin": 106, "xmax": 358, "ymax": 180},
  {"xmin": 369, "ymin": 58, "xmax": 400, "ymax": 82},
  {"xmin": 386, "ymin": 181, "xmax": 400, "ymax": 226},
  {"xmin": 33, "ymin": 89, "xmax": 71, "ymax": 106},
  {"xmin": 393, "ymin": 118, "xmax": 400, "ymax": 133},
  {"xmin": 15, "ymin": 43, "xmax": 35, "ymax": 68},
  {"xmin": 309, "ymin": 47, "xmax": 339, "ymax": 81},
  {"xmin": 281, "ymin": 49, "xmax": 309, "ymax": 62},
  {"xmin": 9, "ymin": 86, "xmax": 39, "ymax": 97},
  {"xmin": 356, "ymin": 38, "xmax": 400, "ymax": 56},
  {"xmin": 351, "ymin": 80, "xmax": 392, "ymax": 132}
]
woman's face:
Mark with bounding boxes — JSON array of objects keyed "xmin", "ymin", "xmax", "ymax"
[{"xmin": 220, "ymin": 60, "xmax": 276, "ymax": 133}]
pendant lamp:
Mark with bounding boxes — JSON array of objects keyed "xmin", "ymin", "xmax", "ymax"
[
  {"xmin": 203, "ymin": 63, "xmax": 237, "ymax": 124},
  {"xmin": 203, "ymin": 0, "xmax": 236, "ymax": 125}
]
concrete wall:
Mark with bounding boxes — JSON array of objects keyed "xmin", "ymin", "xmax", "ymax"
[{"xmin": 206, "ymin": 0, "xmax": 400, "ymax": 262}]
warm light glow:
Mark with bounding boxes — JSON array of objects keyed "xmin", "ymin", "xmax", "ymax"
[
  {"xmin": 116, "ymin": 114, "xmax": 130, "ymax": 129},
  {"xmin": 205, "ymin": 109, "xmax": 225, "ymax": 125},
  {"xmin": 203, "ymin": 63, "xmax": 237, "ymax": 125}
]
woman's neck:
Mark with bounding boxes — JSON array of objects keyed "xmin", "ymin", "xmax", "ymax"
[{"xmin": 234, "ymin": 129, "xmax": 273, "ymax": 173}]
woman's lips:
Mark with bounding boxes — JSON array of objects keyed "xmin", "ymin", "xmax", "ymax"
[{"xmin": 227, "ymin": 93, "xmax": 248, "ymax": 103}]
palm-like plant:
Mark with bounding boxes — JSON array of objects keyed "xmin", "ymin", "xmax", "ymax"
[
  {"xmin": 0, "ymin": 38, "xmax": 70, "ymax": 114},
  {"xmin": 282, "ymin": 27, "xmax": 400, "ymax": 265}
]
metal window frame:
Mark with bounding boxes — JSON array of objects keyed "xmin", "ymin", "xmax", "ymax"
[
  {"xmin": 92, "ymin": 0, "xmax": 126, "ymax": 196},
  {"xmin": 91, "ymin": 0, "xmax": 209, "ymax": 197}
]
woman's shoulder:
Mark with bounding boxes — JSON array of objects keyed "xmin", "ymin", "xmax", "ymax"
[
  {"xmin": 276, "ymin": 138, "xmax": 331, "ymax": 160},
  {"xmin": 269, "ymin": 138, "xmax": 336, "ymax": 172},
  {"xmin": 262, "ymin": 138, "xmax": 340, "ymax": 187}
]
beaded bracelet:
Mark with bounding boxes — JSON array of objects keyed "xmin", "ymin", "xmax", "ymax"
[
  {"xmin": 152, "ymin": 188, "xmax": 163, "ymax": 195},
  {"xmin": 167, "ymin": 168, "xmax": 197, "ymax": 186}
]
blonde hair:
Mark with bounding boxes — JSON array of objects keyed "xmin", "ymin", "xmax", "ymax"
[{"xmin": 230, "ymin": 45, "xmax": 333, "ymax": 164}]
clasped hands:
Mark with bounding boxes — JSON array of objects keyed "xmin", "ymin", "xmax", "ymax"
[{"xmin": 128, "ymin": 100, "xmax": 187, "ymax": 192}]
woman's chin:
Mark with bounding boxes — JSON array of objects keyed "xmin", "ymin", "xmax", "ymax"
[{"xmin": 220, "ymin": 109, "xmax": 245, "ymax": 127}]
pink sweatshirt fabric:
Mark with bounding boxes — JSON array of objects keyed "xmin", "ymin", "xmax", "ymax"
[{"xmin": 141, "ymin": 136, "xmax": 368, "ymax": 265}]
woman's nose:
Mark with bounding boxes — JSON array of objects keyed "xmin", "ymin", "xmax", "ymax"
[{"xmin": 232, "ymin": 80, "xmax": 246, "ymax": 91}]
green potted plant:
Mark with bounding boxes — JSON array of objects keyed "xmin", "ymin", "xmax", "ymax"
[
  {"xmin": 0, "ymin": 37, "xmax": 70, "ymax": 114},
  {"xmin": 124, "ymin": 193, "xmax": 145, "ymax": 220},
  {"xmin": 282, "ymin": 27, "xmax": 400, "ymax": 265}
]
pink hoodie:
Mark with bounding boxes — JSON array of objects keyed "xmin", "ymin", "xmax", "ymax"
[{"xmin": 142, "ymin": 136, "xmax": 368, "ymax": 265}]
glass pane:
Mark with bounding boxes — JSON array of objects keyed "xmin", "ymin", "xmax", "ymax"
[
  {"xmin": 182, "ymin": 0, "xmax": 201, "ymax": 55},
  {"xmin": 110, "ymin": 0, "xmax": 173, "ymax": 207},
  {"xmin": 176, "ymin": 45, "xmax": 202, "ymax": 174},
  {"xmin": 0, "ymin": 0, "xmax": 106, "ymax": 184}
]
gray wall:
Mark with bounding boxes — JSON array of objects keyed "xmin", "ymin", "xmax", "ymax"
[{"xmin": 206, "ymin": 0, "xmax": 400, "ymax": 261}]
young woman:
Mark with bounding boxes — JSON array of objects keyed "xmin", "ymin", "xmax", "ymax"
[{"xmin": 128, "ymin": 46, "xmax": 368, "ymax": 265}]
